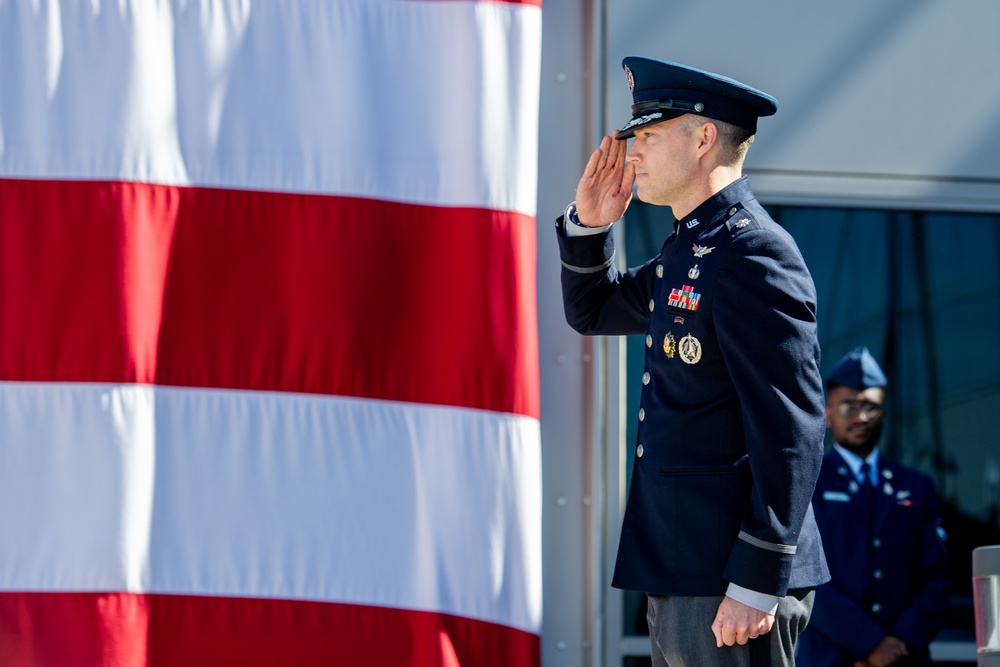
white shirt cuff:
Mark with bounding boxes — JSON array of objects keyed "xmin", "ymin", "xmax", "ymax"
[
  {"xmin": 563, "ymin": 202, "xmax": 613, "ymax": 237},
  {"xmin": 725, "ymin": 583, "xmax": 779, "ymax": 615}
]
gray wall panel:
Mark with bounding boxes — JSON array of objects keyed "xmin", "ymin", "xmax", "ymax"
[{"xmin": 604, "ymin": 0, "xmax": 1000, "ymax": 208}]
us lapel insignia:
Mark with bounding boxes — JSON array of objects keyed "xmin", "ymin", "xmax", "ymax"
[
  {"xmin": 663, "ymin": 332, "xmax": 676, "ymax": 359},
  {"xmin": 678, "ymin": 334, "xmax": 702, "ymax": 364},
  {"xmin": 692, "ymin": 244, "xmax": 714, "ymax": 258},
  {"xmin": 686, "ymin": 219, "xmax": 700, "ymax": 229}
]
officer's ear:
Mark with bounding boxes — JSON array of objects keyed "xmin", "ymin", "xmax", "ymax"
[{"xmin": 693, "ymin": 121, "xmax": 718, "ymax": 157}]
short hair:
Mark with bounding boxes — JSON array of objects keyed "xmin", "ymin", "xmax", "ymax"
[
  {"xmin": 719, "ymin": 120, "xmax": 755, "ymax": 163},
  {"xmin": 684, "ymin": 115, "xmax": 755, "ymax": 165}
]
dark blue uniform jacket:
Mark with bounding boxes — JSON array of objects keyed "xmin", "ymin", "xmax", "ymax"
[
  {"xmin": 556, "ymin": 177, "xmax": 830, "ymax": 597},
  {"xmin": 796, "ymin": 451, "xmax": 949, "ymax": 666}
]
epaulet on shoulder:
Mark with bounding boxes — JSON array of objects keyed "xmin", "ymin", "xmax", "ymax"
[{"xmin": 725, "ymin": 206, "xmax": 758, "ymax": 238}]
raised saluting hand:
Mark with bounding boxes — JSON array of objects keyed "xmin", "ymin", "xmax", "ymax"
[{"xmin": 574, "ymin": 132, "xmax": 635, "ymax": 227}]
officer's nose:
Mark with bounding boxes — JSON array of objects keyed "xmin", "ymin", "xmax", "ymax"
[{"xmin": 626, "ymin": 141, "xmax": 639, "ymax": 163}]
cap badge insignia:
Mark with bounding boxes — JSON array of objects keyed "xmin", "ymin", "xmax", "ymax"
[
  {"xmin": 686, "ymin": 219, "xmax": 700, "ymax": 229},
  {"xmin": 668, "ymin": 285, "xmax": 701, "ymax": 312},
  {"xmin": 663, "ymin": 332, "xmax": 676, "ymax": 359},
  {"xmin": 734, "ymin": 218, "xmax": 750, "ymax": 229},
  {"xmin": 688, "ymin": 264, "xmax": 700, "ymax": 280},
  {"xmin": 625, "ymin": 65, "xmax": 635, "ymax": 92},
  {"xmin": 678, "ymin": 334, "xmax": 702, "ymax": 364},
  {"xmin": 692, "ymin": 244, "xmax": 714, "ymax": 258}
]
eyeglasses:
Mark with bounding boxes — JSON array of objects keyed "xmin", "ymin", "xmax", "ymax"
[{"xmin": 836, "ymin": 401, "xmax": 885, "ymax": 419}]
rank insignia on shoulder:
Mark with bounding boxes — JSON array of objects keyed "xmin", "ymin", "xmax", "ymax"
[
  {"xmin": 688, "ymin": 264, "xmax": 700, "ymax": 280},
  {"xmin": 734, "ymin": 218, "xmax": 750, "ymax": 229},
  {"xmin": 692, "ymin": 244, "xmax": 714, "ymax": 257},
  {"xmin": 663, "ymin": 332, "xmax": 676, "ymax": 359},
  {"xmin": 668, "ymin": 285, "xmax": 701, "ymax": 311},
  {"xmin": 678, "ymin": 334, "xmax": 702, "ymax": 364}
]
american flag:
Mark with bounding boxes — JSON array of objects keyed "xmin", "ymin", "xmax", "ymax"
[{"xmin": 0, "ymin": 1, "xmax": 542, "ymax": 664}]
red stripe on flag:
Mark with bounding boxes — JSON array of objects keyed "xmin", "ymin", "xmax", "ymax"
[
  {"xmin": 0, "ymin": 592, "xmax": 541, "ymax": 667},
  {"xmin": 0, "ymin": 178, "xmax": 539, "ymax": 419}
]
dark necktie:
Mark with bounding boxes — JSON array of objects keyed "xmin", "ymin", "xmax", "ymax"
[{"xmin": 859, "ymin": 462, "xmax": 876, "ymax": 505}]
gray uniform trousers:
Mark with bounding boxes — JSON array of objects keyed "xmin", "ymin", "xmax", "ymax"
[{"xmin": 647, "ymin": 589, "xmax": 815, "ymax": 667}]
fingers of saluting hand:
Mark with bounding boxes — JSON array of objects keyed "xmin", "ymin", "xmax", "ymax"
[
  {"xmin": 581, "ymin": 135, "xmax": 626, "ymax": 182},
  {"xmin": 576, "ymin": 133, "xmax": 633, "ymax": 226}
]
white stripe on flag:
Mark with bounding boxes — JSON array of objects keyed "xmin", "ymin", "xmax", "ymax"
[
  {"xmin": 0, "ymin": 381, "xmax": 542, "ymax": 634},
  {"xmin": 0, "ymin": 0, "xmax": 541, "ymax": 214}
]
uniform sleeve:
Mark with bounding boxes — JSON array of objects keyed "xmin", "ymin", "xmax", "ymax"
[
  {"xmin": 714, "ymin": 229, "xmax": 826, "ymax": 595},
  {"xmin": 555, "ymin": 214, "xmax": 653, "ymax": 336}
]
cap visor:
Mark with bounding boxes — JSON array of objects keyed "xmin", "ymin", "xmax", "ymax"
[{"xmin": 616, "ymin": 109, "xmax": 685, "ymax": 139}]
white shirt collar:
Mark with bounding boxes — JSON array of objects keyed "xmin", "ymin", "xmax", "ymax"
[{"xmin": 833, "ymin": 443, "xmax": 879, "ymax": 485}]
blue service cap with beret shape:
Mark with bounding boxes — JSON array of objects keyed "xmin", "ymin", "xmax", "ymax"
[
  {"xmin": 617, "ymin": 56, "xmax": 778, "ymax": 139},
  {"xmin": 826, "ymin": 346, "xmax": 888, "ymax": 390}
]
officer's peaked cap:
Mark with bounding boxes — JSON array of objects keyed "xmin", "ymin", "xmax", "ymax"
[
  {"xmin": 826, "ymin": 346, "xmax": 888, "ymax": 390},
  {"xmin": 617, "ymin": 56, "xmax": 778, "ymax": 140}
]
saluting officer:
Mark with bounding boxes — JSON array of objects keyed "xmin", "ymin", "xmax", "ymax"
[
  {"xmin": 555, "ymin": 56, "xmax": 829, "ymax": 666},
  {"xmin": 796, "ymin": 347, "xmax": 949, "ymax": 667}
]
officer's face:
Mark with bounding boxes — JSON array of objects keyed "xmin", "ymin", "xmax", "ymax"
[
  {"xmin": 625, "ymin": 116, "xmax": 700, "ymax": 207},
  {"xmin": 825, "ymin": 385, "xmax": 886, "ymax": 455}
]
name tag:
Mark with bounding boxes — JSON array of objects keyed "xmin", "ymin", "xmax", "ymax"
[{"xmin": 823, "ymin": 491, "xmax": 851, "ymax": 502}]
